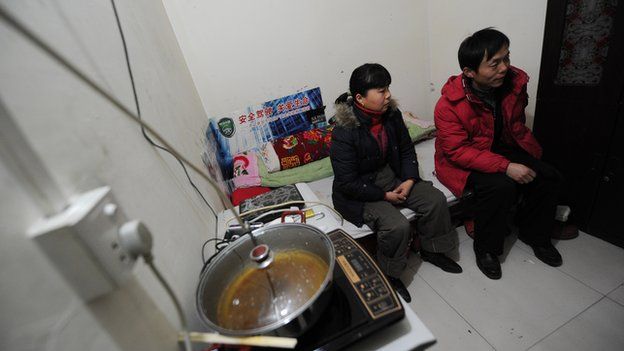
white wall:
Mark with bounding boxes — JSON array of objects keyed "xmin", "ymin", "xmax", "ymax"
[
  {"xmin": 0, "ymin": 0, "xmax": 219, "ymax": 349},
  {"xmin": 427, "ymin": 0, "xmax": 548, "ymax": 128},
  {"xmin": 163, "ymin": 0, "xmax": 547, "ymax": 127},
  {"xmin": 161, "ymin": 0, "xmax": 433, "ymax": 119}
]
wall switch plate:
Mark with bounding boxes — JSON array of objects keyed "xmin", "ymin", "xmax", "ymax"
[{"xmin": 27, "ymin": 186, "xmax": 135, "ymax": 301}]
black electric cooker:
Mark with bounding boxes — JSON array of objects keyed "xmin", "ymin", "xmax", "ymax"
[{"xmin": 285, "ymin": 228, "xmax": 405, "ymax": 351}]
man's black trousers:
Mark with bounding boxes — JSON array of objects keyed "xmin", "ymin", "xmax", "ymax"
[{"xmin": 467, "ymin": 148, "xmax": 563, "ymax": 255}]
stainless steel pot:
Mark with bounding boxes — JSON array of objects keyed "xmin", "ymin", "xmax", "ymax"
[{"xmin": 196, "ymin": 223, "xmax": 335, "ymax": 337}]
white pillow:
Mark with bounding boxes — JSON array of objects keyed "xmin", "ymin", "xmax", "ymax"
[{"xmin": 258, "ymin": 142, "xmax": 281, "ymax": 173}]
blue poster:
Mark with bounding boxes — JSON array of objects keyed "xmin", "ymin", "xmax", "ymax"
[{"xmin": 204, "ymin": 87, "xmax": 326, "ymax": 187}]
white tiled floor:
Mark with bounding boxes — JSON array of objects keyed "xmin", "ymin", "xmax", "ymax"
[
  {"xmin": 406, "ymin": 227, "xmax": 624, "ymax": 351},
  {"xmin": 608, "ymin": 284, "xmax": 624, "ymax": 306}
]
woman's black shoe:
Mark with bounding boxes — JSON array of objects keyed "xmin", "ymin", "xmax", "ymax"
[
  {"xmin": 420, "ymin": 250, "xmax": 463, "ymax": 273},
  {"xmin": 386, "ymin": 276, "xmax": 412, "ymax": 302}
]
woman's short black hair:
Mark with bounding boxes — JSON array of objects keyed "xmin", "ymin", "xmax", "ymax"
[
  {"xmin": 335, "ymin": 63, "xmax": 391, "ymax": 104},
  {"xmin": 458, "ymin": 27, "xmax": 510, "ymax": 72},
  {"xmin": 350, "ymin": 63, "xmax": 391, "ymax": 97}
]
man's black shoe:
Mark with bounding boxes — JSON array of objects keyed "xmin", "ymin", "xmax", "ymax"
[
  {"xmin": 386, "ymin": 276, "xmax": 412, "ymax": 302},
  {"xmin": 518, "ymin": 236, "xmax": 563, "ymax": 267},
  {"xmin": 475, "ymin": 251, "xmax": 502, "ymax": 280},
  {"xmin": 531, "ymin": 243, "xmax": 563, "ymax": 267},
  {"xmin": 420, "ymin": 250, "xmax": 463, "ymax": 273}
]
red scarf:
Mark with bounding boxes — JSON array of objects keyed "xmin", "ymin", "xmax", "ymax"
[{"xmin": 354, "ymin": 102, "xmax": 388, "ymax": 158}]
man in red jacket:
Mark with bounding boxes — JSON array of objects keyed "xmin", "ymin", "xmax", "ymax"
[{"xmin": 434, "ymin": 28, "xmax": 563, "ymax": 279}]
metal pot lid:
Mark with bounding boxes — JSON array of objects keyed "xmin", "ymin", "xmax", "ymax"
[{"xmin": 196, "ymin": 223, "xmax": 335, "ymax": 335}]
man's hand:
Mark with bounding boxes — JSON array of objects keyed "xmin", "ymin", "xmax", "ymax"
[
  {"xmin": 393, "ymin": 179, "xmax": 415, "ymax": 198},
  {"xmin": 506, "ymin": 163, "xmax": 536, "ymax": 184}
]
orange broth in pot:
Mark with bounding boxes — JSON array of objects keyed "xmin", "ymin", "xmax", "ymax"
[{"xmin": 217, "ymin": 250, "xmax": 329, "ymax": 330}]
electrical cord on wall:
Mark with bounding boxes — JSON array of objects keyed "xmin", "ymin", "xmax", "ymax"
[
  {"xmin": 118, "ymin": 220, "xmax": 192, "ymax": 351},
  {"xmin": 109, "ymin": 0, "xmax": 219, "ymax": 238},
  {"xmin": 144, "ymin": 258, "xmax": 192, "ymax": 351},
  {"xmin": 0, "ymin": 3, "xmax": 244, "ymax": 228},
  {"xmin": 0, "ymin": 4, "xmax": 252, "ymax": 349}
]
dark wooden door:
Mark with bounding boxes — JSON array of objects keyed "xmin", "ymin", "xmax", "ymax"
[
  {"xmin": 533, "ymin": 0, "xmax": 624, "ymax": 247},
  {"xmin": 587, "ymin": 98, "xmax": 624, "ymax": 247}
]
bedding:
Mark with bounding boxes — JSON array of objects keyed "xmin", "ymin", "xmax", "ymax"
[
  {"xmin": 231, "ymin": 152, "xmax": 262, "ymax": 189},
  {"xmin": 406, "ymin": 121, "xmax": 436, "ymax": 143},
  {"xmin": 258, "ymin": 115, "xmax": 431, "ymax": 174},
  {"xmin": 260, "ymin": 125, "xmax": 334, "ymax": 172},
  {"xmin": 256, "ymin": 119, "xmax": 439, "ymax": 189},
  {"xmin": 227, "ymin": 137, "xmax": 454, "ymax": 239},
  {"xmin": 228, "ymin": 114, "xmax": 441, "ymax": 212},
  {"xmin": 402, "ymin": 112, "xmax": 437, "ymax": 143},
  {"xmin": 258, "ymin": 155, "xmax": 333, "ymax": 187},
  {"xmin": 231, "ymin": 186, "xmax": 271, "ymax": 206}
]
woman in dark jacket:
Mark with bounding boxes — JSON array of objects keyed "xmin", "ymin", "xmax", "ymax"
[{"xmin": 330, "ymin": 63, "xmax": 461, "ymax": 302}]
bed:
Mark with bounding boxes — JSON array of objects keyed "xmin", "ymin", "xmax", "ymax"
[{"xmin": 219, "ymin": 114, "xmax": 473, "ymax": 240}]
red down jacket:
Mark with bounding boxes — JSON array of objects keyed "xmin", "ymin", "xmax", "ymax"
[{"xmin": 434, "ymin": 66, "xmax": 543, "ymax": 197}]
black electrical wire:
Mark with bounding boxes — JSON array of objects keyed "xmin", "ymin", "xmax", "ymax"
[
  {"xmin": 200, "ymin": 238, "xmax": 233, "ymax": 274},
  {"xmin": 200, "ymin": 237, "xmax": 221, "ymax": 263},
  {"xmin": 109, "ymin": 0, "xmax": 219, "ymax": 238}
]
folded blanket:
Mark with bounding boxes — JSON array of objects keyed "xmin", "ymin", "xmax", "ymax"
[
  {"xmin": 402, "ymin": 111, "xmax": 436, "ymax": 143},
  {"xmin": 258, "ymin": 156, "xmax": 334, "ymax": 187},
  {"xmin": 260, "ymin": 125, "xmax": 334, "ymax": 173},
  {"xmin": 402, "ymin": 111, "xmax": 434, "ymax": 127}
]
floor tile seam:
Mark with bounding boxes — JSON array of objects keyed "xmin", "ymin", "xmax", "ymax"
[
  {"xmin": 554, "ymin": 267, "xmax": 609, "ymax": 296},
  {"xmin": 411, "ymin": 252, "xmax": 605, "ymax": 349},
  {"xmin": 414, "ymin": 238, "xmax": 607, "ymax": 295},
  {"xmin": 416, "ymin": 271, "xmax": 498, "ymax": 351},
  {"xmin": 524, "ymin": 296, "xmax": 606, "ymax": 351},
  {"xmin": 512, "ymin": 240, "xmax": 614, "ymax": 295},
  {"xmin": 605, "ymin": 295, "xmax": 624, "ymax": 308},
  {"xmin": 605, "ymin": 283, "xmax": 624, "ymax": 296}
]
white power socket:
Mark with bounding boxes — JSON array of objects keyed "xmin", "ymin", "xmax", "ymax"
[
  {"xmin": 28, "ymin": 186, "xmax": 135, "ymax": 301},
  {"xmin": 555, "ymin": 205, "xmax": 571, "ymax": 222}
]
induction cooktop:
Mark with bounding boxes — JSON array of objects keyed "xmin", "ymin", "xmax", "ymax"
[{"xmin": 290, "ymin": 228, "xmax": 405, "ymax": 351}]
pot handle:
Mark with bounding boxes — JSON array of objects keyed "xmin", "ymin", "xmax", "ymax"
[{"xmin": 281, "ymin": 210, "xmax": 306, "ymax": 223}]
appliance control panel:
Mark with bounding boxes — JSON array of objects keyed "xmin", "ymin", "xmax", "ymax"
[{"xmin": 328, "ymin": 229, "xmax": 402, "ymax": 319}]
